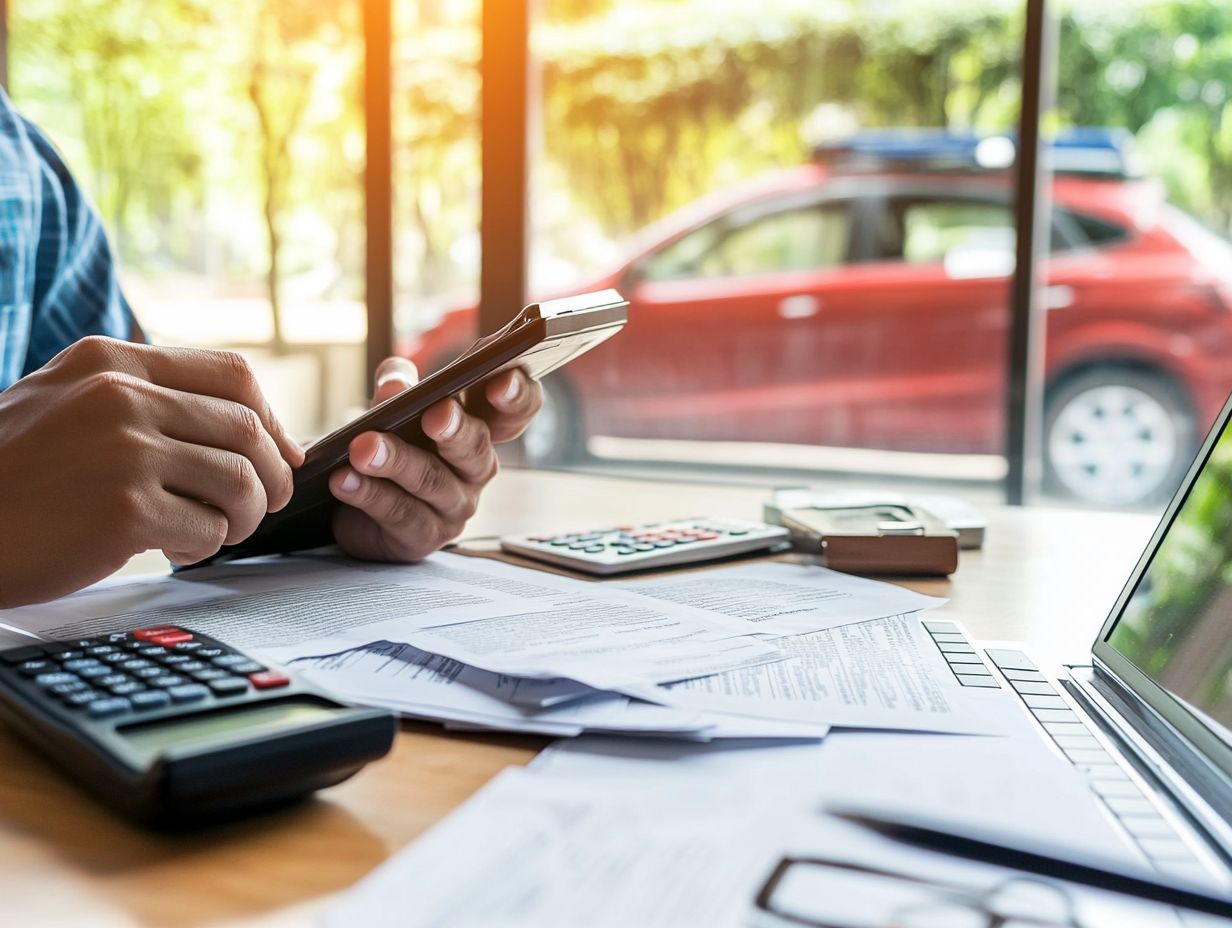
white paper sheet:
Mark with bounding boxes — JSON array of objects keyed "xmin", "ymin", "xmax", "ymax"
[
  {"xmin": 617, "ymin": 561, "xmax": 945, "ymax": 636},
  {"xmin": 295, "ymin": 642, "xmax": 827, "ymax": 740},
  {"xmin": 279, "ymin": 591, "xmax": 787, "ymax": 694},
  {"xmin": 325, "ymin": 767, "xmax": 783, "ymax": 928},
  {"xmin": 533, "ymin": 705, "xmax": 1138, "ymax": 864},
  {"xmin": 648, "ymin": 613, "xmax": 996, "ymax": 735},
  {"xmin": 0, "ymin": 554, "xmax": 538, "ymax": 651},
  {"xmin": 331, "ymin": 746, "xmax": 1174, "ymax": 928}
]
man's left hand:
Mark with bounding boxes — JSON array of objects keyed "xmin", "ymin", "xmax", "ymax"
[{"xmin": 328, "ymin": 357, "xmax": 543, "ymax": 561}]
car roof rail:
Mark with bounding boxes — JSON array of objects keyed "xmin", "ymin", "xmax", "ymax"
[{"xmin": 811, "ymin": 127, "xmax": 1140, "ymax": 178}]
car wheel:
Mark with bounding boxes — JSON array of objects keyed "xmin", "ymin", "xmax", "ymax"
[
  {"xmin": 1043, "ymin": 367, "xmax": 1195, "ymax": 507},
  {"xmin": 519, "ymin": 374, "xmax": 584, "ymax": 467}
]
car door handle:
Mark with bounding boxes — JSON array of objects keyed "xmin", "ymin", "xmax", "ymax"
[{"xmin": 777, "ymin": 294, "xmax": 821, "ymax": 319}]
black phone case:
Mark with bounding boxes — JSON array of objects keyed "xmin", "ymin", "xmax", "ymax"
[{"xmin": 183, "ymin": 292, "xmax": 627, "ymax": 569}]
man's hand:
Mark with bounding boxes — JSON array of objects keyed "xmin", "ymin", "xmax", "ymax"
[
  {"xmin": 328, "ymin": 357, "xmax": 543, "ymax": 562},
  {"xmin": 0, "ymin": 336, "xmax": 304, "ymax": 607}
]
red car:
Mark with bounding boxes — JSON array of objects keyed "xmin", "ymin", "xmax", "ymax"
[{"xmin": 403, "ymin": 131, "xmax": 1232, "ymax": 506}]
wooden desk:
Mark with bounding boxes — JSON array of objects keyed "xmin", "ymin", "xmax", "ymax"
[{"xmin": 0, "ymin": 468, "xmax": 1158, "ymax": 926}]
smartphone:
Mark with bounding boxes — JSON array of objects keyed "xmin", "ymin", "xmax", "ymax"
[{"xmin": 182, "ymin": 289, "xmax": 628, "ymax": 568}]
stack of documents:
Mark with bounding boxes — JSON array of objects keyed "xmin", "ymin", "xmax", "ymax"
[
  {"xmin": 0, "ymin": 548, "xmax": 983, "ymax": 741},
  {"xmin": 326, "ymin": 732, "xmax": 1166, "ymax": 928}
]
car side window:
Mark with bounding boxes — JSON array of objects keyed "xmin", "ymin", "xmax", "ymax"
[
  {"xmin": 878, "ymin": 199, "xmax": 1013, "ymax": 264},
  {"xmin": 642, "ymin": 203, "xmax": 850, "ymax": 281}
]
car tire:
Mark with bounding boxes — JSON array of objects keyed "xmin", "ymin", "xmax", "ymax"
[
  {"xmin": 1043, "ymin": 366, "xmax": 1196, "ymax": 507},
  {"xmin": 518, "ymin": 373, "xmax": 585, "ymax": 467}
]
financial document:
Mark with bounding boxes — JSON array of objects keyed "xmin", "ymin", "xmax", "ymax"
[
  {"xmin": 652, "ymin": 613, "xmax": 995, "ymax": 735},
  {"xmin": 332, "ymin": 736, "xmax": 1170, "ymax": 928},
  {"xmin": 618, "ymin": 561, "xmax": 944, "ymax": 636},
  {"xmin": 326, "ymin": 767, "xmax": 783, "ymax": 928},
  {"xmin": 0, "ymin": 555, "xmax": 538, "ymax": 652},
  {"xmin": 296, "ymin": 642, "xmax": 828, "ymax": 740}
]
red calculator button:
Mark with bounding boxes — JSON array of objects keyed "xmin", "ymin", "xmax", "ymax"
[
  {"xmin": 148, "ymin": 631, "xmax": 193, "ymax": 646},
  {"xmin": 133, "ymin": 626, "xmax": 184, "ymax": 641},
  {"xmin": 695, "ymin": 532, "xmax": 720, "ymax": 541},
  {"xmin": 249, "ymin": 671, "xmax": 290, "ymax": 689}
]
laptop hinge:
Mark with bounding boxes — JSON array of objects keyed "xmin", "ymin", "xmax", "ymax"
[{"xmin": 1065, "ymin": 663, "xmax": 1232, "ymax": 865}]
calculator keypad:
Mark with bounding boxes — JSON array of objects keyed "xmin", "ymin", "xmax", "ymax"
[
  {"xmin": 0, "ymin": 626, "xmax": 283, "ymax": 720},
  {"xmin": 525, "ymin": 520, "xmax": 775, "ymax": 557},
  {"xmin": 505, "ymin": 518, "xmax": 790, "ymax": 575}
]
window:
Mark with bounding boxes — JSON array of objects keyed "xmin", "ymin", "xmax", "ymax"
[
  {"xmin": 1065, "ymin": 210, "xmax": 1130, "ymax": 248},
  {"xmin": 876, "ymin": 198, "xmax": 1013, "ymax": 264},
  {"xmin": 644, "ymin": 204, "xmax": 851, "ymax": 281}
]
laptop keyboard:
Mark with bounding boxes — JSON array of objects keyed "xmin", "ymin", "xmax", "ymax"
[
  {"xmin": 924, "ymin": 620, "xmax": 1216, "ymax": 885},
  {"xmin": 922, "ymin": 621, "xmax": 1001, "ymax": 688}
]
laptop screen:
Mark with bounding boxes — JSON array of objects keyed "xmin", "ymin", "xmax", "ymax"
[{"xmin": 1105, "ymin": 414, "xmax": 1232, "ymax": 744}]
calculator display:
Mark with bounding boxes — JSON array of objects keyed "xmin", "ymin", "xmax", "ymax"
[{"xmin": 120, "ymin": 701, "xmax": 337, "ymax": 753}]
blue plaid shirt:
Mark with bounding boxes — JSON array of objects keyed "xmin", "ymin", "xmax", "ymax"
[{"xmin": 0, "ymin": 90, "xmax": 133, "ymax": 389}]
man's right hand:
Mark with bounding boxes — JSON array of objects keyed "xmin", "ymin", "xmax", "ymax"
[{"xmin": 0, "ymin": 336, "xmax": 304, "ymax": 607}]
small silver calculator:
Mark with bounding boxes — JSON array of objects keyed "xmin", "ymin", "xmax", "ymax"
[{"xmin": 500, "ymin": 517, "xmax": 790, "ymax": 576}]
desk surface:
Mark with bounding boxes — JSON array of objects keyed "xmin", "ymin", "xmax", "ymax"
[{"xmin": 0, "ymin": 468, "xmax": 1159, "ymax": 927}]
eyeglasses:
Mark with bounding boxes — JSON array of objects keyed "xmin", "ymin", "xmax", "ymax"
[{"xmin": 755, "ymin": 856, "xmax": 1086, "ymax": 928}]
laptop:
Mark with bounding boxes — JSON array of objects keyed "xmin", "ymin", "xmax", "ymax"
[{"xmin": 929, "ymin": 395, "xmax": 1232, "ymax": 892}]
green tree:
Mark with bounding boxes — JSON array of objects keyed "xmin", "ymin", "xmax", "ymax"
[
  {"xmin": 10, "ymin": 0, "xmax": 213, "ymax": 263},
  {"xmin": 242, "ymin": 1, "xmax": 357, "ymax": 353}
]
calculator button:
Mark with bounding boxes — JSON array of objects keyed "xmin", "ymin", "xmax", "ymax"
[
  {"xmin": 62, "ymin": 658, "xmax": 103, "ymax": 672},
  {"xmin": 133, "ymin": 626, "xmax": 183, "ymax": 641},
  {"xmin": 108, "ymin": 682, "xmax": 146, "ymax": 697},
  {"xmin": 584, "ymin": 545, "xmax": 606, "ymax": 554},
  {"xmin": 168, "ymin": 684, "xmax": 209, "ymax": 703},
  {"xmin": 615, "ymin": 547, "xmax": 638, "ymax": 555},
  {"xmin": 134, "ymin": 646, "xmax": 168, "ymax": 657},
  {"xmin": 195, "ymin": 647, "xmax": 225, "ymax": 659},
  {"xmin": 652, "ymin": 540, "xmax": 676, "ymax": 548},
  {"xmin": 104, "ymin": 633, "xmax": 131, "ymax": 644},
  {"xmin": 65, "ymin": 690, "xmax": 104, "ymax": 708},
  {"xmin": 175, "ymin": 661, "xmax": 207, "ymax": 672},
  {"xmin": 148, "ymin": 675, "xmax": 188, "ymax": 688},
  {"xmin": 132, "ymin": 667, "xmax": 165, "ymax": 679},
  {"xmin": 212, "ymin": 655, "xmax": 254, "ymax": 669},
  {"xmin": 1, "ymin": 646, "xmax": 46, "ymax": 664},
  {"xmin": 173, "ymin": 641, "xmax": 203, "ymax": 652},
  {"xmin": 49, "ymin": 680, "xmax": 88, "ymax": 696},
  {"xmin": 695, "ymin": 532, "xmax": 720, "ymax": 541},
  {"xmin": 632, "ymin": 544, "xmax": 655, "ymax": 552},
  {"xmin": 674, "ymin": 536, "xmax": 697, "ymax": 544},
  {"xmin": 148, "ymin": 631, "xmax": 193, "ymax": 646},
  {"xmin": 98, "ymin": 674, "xmax": 130, "ymax": 689},
  {"xmin": 229, "ymin": 661, "xmax": 266, "ymax": 675},
  {"xmin": 67, "ymin": 639, "xmax": 100, "ymax": 649},
  {"xmin": 207, "ymin": 678, "xmax": 249, "ymax": 697},
  {"xmin": 88, "ymin": 698, "xmax": 131, "ymax": 718},
  {"xmin": 161, "ymin": 655, "xmax": 192, "ymax": 665},
  {"xmin": 190, "ymin": 669, "xmax": 231, "ymax": 682},
  {"xmin": 77, "ymin": 666, "xmax": 111, "ymax": 680},
  {"xmin": 35, "ymin": 672, "xmax": 80, "ymax": 687},
  {"xmin": 52, "ymin": 649, "xmax": 84, "ymax": 661},
  {"xmin": 549, "ymin": 538, "xmax": 572, "ymax": 546},
  {"xmin": 18, "ymin": 660, "xmax": 52, "ymax": 676},
  {"xmin": 101, "ymin": 652, "xmax": 131, "ymax": 665},
  {"xmin": 121, "ymin": 640, "xmax": 147, "ymax": 652},
  {"xmin": 120, "ymin": 659, "xmax": 154, "ymax": 672},
  {"xmin": 85, "ymin": 645, "xmax": 117, "ymax": 657},
  {"xmin": 130, "ymin": 690, "xmax": 171, "ymax": 711},
  {"xmin": 249, "ymin": 671, "xmax": 290, "ymax": 690}
]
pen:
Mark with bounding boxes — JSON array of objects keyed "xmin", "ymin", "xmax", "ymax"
[{"xmin": 830, "ymin": 806, "xmax": 1232, "ymax": 919}]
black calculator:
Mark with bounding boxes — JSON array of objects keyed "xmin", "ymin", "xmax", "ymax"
[{"xmin": 0, "ymin": 625, "xmax": 395, "ymax": 826}]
